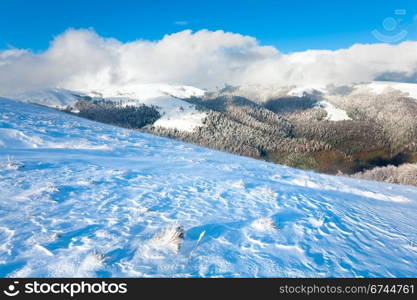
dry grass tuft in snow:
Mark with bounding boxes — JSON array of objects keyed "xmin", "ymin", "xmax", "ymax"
[
  {"xmin": 251, "ymin": 217, "xmax": 278, "ymax": 232},
  {"xmin": 149, "ymin": 225, "xmax": 185, "ymax": 253},
  {"xmin": 4, "ymin": 155, "xmax": 24, "ymax": 170}
]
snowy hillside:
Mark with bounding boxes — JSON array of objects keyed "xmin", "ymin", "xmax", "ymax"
[
  {"xmin": 14, "ymin": 84, "xmax": 207, "ymax": 132},
  {"xmin": 1, "ymin": 97, "xmax": 417, "ymax": 277},
  {"xmin": 14, "ymin": 88, "xmax": 83, "ymax": 109},
  {"xmin": 223, "ymin": 81, "xmax": 417, "ymax": 122},
  {"xmin": 358, "ymin": 81, "xmax": 417, "ymax": 98},
  {"xmin": 315, "ymin": 101, "xmax": 351, "ymax": 121},
  {"xmin": 246, "ymin": 81, "xmax": 417, "ymax": 101}
]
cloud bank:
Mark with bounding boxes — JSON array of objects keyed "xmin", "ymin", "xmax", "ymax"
[{"xmin": 1, "ymin": 28, "xmax": 417, "ymax": 96}]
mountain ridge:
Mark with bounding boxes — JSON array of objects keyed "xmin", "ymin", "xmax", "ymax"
[
  {"xmin": 7, "ymin": 81, "xmax": 417, "ymax": 185},
  {"xmin": 1, "ymin": 97, "xmax": 417, "ymax": 277}
]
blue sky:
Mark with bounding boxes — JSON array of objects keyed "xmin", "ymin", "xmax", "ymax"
[{"xmin": 1, "ymin": 0, "xmax": 417, "ymax": 53}]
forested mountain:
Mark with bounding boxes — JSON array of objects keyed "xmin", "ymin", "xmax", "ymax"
[{"xmin": 13, "ymin": 82, "xmax": 417, "ymax": 185}]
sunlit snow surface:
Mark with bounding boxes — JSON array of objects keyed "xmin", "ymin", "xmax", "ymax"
[
  {"xmin": 360, "ymin": 81, "xmax": 417, "ymax": 99},
  {"xmin": 1, "ymin": 97, "xmax": 417, "ymax": 277},
  {"xmin": 316, "ymin": 101, "xmax": 351, "ymax": 121}
]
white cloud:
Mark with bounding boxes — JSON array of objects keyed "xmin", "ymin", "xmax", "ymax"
[{"xmin": 1, "ymin": 28, "xmax": 417, "ymax": 96}]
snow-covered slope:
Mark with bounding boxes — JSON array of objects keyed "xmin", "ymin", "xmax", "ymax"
[
  {"xmin": 218, "ymin": 84, "xmax": 352, "ymax": 121},
  {"xmin": 1, "ymin": 98, "xmax": 417, "ymax": 277},
  {"xmin": 358, "ymin": 81, "xmax": 417, "ymax": 98},
  {"xmin": 85, "ymin": 84, "xmax": 207, "ymax": 132},
  {"xmin": 14, "ymin": 88, "xmax": 83, "ymax": 109},
  {"xmin": 286, "ymin": 84, "xmax": 350, "ymax": 121},
  {"xmin": 14, "ymin": 84, "xmax": 207, "ymax": 132},
  {"xmin": 315, "ymin": 101, "xmax": 351, "ymax": 121}
]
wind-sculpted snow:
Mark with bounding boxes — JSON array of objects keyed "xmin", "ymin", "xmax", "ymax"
[{"xmin": 0, "ymin": 97, "xmax": 417, "ymax": 277}]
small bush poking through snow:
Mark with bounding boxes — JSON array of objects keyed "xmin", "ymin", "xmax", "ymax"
[
  {"xmin": 251, "ymin": 217, "xmax": 278, "ymax": 232},
  {"xmin": 5, "ymin": 156, "xmax": 24, "ymax": 170},
  {"xmin": 91, "ymin": 250, "xmax": 108, "ymax": 263},
  {"xmin": 231, "ymin": 179, "xmax": 245, "ymax": 188},
  {"xmin": 150, "ymin": 225, "xmax": 185, "ymax": 253},
  {"xmin": 51, "ymin": 232, "xmax": 63, "ymax": 241}
]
